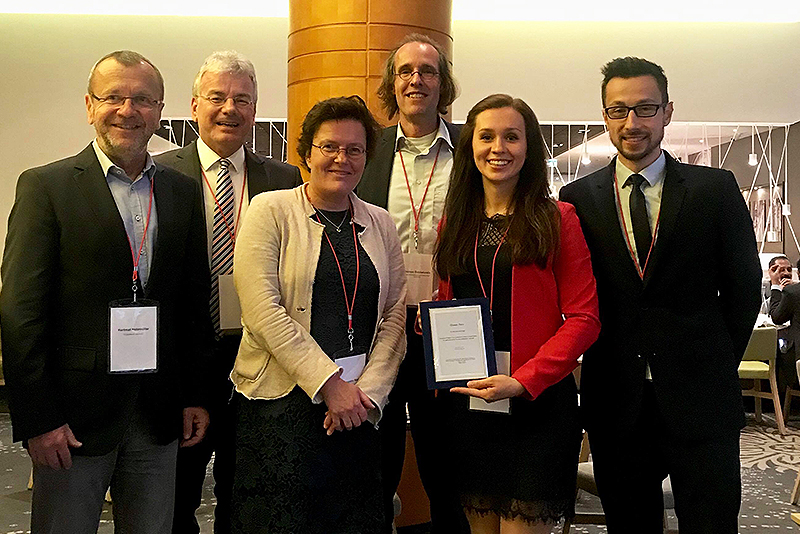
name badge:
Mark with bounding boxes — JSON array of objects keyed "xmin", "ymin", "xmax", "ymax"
[
  {"xmin": 109, "ymin": 299, "xmax": 158, "ymax": 374},
  {"xmin": 335, "ymin": 353, "xmax": 367, "ymax": 383},
  {"xmin": 470, "ymin": 351, "xmax": 511, "ymax": 414},
  {"xmin": 404, "ymin": 252, "xmax": 435, "ymax": 306},
  {"xmin": 218, "ymin": 273, "xmax": 243, "ymax": 331}
]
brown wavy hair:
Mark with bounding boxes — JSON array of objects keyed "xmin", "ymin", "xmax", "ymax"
[{"xmin": 435, "ymin": 94, "xmax": 560, "ymax": 279}]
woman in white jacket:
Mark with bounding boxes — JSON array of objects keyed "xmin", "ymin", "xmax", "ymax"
[{"xmin": 229, "ymin": 95, "xmax": 407, "ymax": 534}]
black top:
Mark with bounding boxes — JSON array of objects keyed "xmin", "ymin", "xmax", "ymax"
[
  {"xmin": 310, "ymin": 209, "xmax": 380, "ymax": 360},
  {"xmin": 451, "ymin": 214, "xmax": 513, "ymax": 352}
]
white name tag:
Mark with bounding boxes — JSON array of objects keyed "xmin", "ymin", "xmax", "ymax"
[
  {"xmin": 470, "ymin": 351, "xmax": 511, "ymax": 414},
  {"xmin": 335, "ymin": 353, "xmax": 367, "ymax": 383},
  {"xmin": 403, "ymin": 253, "xmax": 435, "ymax": 306},
  {"xmin": 109, "ymin": 300, "xmax": 158, "ymax": 373},
  {"xmin": 218, "ymin": 274, "xmax": 243, "ymax": 331}
]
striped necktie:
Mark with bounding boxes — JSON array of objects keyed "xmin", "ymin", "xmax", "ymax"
[{"xmin": 210, "ymin": 158, "xmax": 234, "ymax": 333}]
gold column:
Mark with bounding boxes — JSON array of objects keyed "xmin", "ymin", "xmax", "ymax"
[{"xmin": 287, "ymin": 0, "xmax": 453, "ymax": 173}]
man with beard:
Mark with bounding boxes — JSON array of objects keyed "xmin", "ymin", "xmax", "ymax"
[
  {"xmin": 156, "ymin": 51, "xmax": 301, "ymax": 534},
  {"xmin": 769, "ymin": 255, "xmax": 800, "ymax": 397},
  {"xmin": 560, "ymin": 57, "xmax": 761, "ymax": 533},
  {"xmin": 1, "ymin": 50, "xmax": 212, "ymax": 533}
]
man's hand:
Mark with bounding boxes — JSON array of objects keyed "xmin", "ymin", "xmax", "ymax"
[
  {"xmin": 319, "ymin": 375, "xmax": 374, "ymax": 436},
  {"xmin": 769, "ymin": 262, "xmax": 793, "ymax": 287},
  {"xmin": 27, "ymin": 424, "xmax": 82, "ymax": 470},
  {"xmin": 451, "ymin": 375, "xmax": 525, "ymax": 402},
  {"xmin": 181, "ymin": 407, "xmax": 210, "ymax": 448}
]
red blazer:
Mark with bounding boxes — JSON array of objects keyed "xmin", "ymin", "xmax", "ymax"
[{"xmin": 438, "ymin": 202, "xmax": 600, "ymax": 400}]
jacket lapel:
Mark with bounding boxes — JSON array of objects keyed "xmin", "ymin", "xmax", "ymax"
[
  {"xmin": 146, "ymin": 167, "xmax": 176, "ymax": 296},
  {"xmin": 643, "ymin": 153, "xmax": 687, "ymax": 287},
  {"xmin": 244, "ymin": 148, "xmax": 268, "ymax": 200},
  {"xmin": 71, "ymin": 144, "xmax": 132, "ymax": 264}
]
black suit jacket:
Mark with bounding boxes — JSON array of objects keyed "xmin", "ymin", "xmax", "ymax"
[
  {"xmin": 0, "ymin": 144, "xmax": 213, "ymax": 454},
  {"xmin": 771, "ymin": 285, "xmax": 800, "ymax": 352},
  {"xmin": 154, "ymin": 141, "xmax": 302, "ymax": 207},
  {"xmin": 357, "ymin": 121, "xmax": 462, "ymax": 209},
  {"xmin": 559, "ymin": 153, "xmax": 761, "ymax": 440}
]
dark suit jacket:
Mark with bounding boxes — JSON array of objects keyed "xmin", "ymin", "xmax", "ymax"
[
  {"xmin": 154, "ymin": 141, "xmax": 302, "ymax": 208},
  {"xmin": 357, "ymin": 121, "xmax": 462, "ymax": 209},
  {"xmin": 0, "ymin": 144, "xmax": 213, "ymax": 454},
  {"xmin": 771, "ymin": 285, "xmax": 800, "ymax": 352},
  {"xmin": 559, "ymin": 153, "xmax": 761, "ymax": 441}
]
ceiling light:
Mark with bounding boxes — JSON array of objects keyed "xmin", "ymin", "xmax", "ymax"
[
  {"xmin": 748, "ymin": 153, "xmax": 759, "ymax": 166},
  {"xmin": 748, "ymin": 126, "xmax": 758, "ymax": 166}
]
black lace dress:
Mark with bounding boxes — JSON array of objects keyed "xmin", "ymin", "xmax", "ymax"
[
  {"xmin": 441, "ymin": 214, "xmax": 580, "ymax": 525},
  {"xmin": 231, "ymin": 209, "xmax": 384, "ymax": 534}
]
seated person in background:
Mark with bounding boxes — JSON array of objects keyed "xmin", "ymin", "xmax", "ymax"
[
  {"xmin": 228, "ymin": 95, "xmax": 407, "ymax": 534},
  {"xmin": 769, "ymin": 256, "xmax": 800, "ymax": 397}
]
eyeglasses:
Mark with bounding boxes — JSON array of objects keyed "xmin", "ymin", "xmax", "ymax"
[
  {"xmin": 604, "ymin": 103, "xmax": 665, "ymax": 120},
  {"xmin": 198, "ymin": 95, "xmax": 254, "ymax": 108},
  {"xmin": 90, "ymin": 93, "xmax": 162, "ymax": 110},
  {"xmin": 394, "ymin": 67, "xmax": 439, "ymax": 82},
  {"xmin": 312, "ymin": 143, "xmax": 366, "ymax": 159}
]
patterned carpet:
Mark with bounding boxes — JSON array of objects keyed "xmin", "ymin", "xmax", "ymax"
[{"xmin": 2, "ymin": 412, "xmax": 800, "ymax": 533}]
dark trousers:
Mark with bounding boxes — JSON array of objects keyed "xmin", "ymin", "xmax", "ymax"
[
  {"xmin": 379, "ymin": 310, "xmax": 469, "ymax": 534},
  {"xmin": 172, "ymin": 335, "xmax": 239, "ymax": 534},
  {"xmin": 589, "ymin": 382, "xmax": 741, "ymax": 534}
]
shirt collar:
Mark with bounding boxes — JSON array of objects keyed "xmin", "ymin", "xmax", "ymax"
[
  {"xmin": 196, "ymin": 137, "xmax": 246, "ymax": 174},
  {"xmin": 92, "ymin": 139, "xmax": 155, "ymax": 182},
  {"xmin": 615, "ymin": 150, "xmax": 667, "ymax": 188},
  {"xmin": 394, "ymin": 117, "xmax": 454, "ymax": 153}
]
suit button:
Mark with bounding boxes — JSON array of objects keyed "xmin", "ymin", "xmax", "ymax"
[{"xmin": 637, "ymin": 354, "xmax": 643, "ymax": 359}]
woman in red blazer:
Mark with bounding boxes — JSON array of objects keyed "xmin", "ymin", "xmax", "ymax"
[{"xmin": 434, "ymin": 94, "xmax": 600, "ymax": 534}]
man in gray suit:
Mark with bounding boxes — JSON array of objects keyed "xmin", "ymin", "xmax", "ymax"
[{"xmin": 155, "ymin": 51, "xmax": 301, "ymax": 534}]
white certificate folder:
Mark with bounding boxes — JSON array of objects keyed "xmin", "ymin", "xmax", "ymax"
[{"xmin": 420, "ymin": 298, "xmax": 497, "ymax": 390}]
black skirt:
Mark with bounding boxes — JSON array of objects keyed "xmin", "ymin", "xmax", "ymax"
[{"xmin": 231, "ymin": 388, "xmax": 384, "ymax": 534}]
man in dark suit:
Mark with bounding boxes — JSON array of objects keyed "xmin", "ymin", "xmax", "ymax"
[
  {"xmin": 559, "ymin": 57, "xmax": 761, "ymax": 533},
  {"xmin": 357, "ymin": 34, "xmax": 467, "ymax": 533},
  {"xmin": 1, "ymin": 50, "xmax": 212, "ymax": 534},
  {"xmin": 769, "ymin": 256, "xmax": 800, "ymax": 396},
  {"xmin": 155, "ymin": 51, "xmax": 301, "ymax": 534}
]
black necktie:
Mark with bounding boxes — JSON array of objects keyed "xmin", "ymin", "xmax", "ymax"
[{"xmin": 625, "ymin": 173, "xmax": 651, "ymax": 270}]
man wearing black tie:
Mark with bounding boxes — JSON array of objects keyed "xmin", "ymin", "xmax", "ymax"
[
  {"xmin": 156, "ymin": 51, "xmax": 301, "ymax": 534},
  {"xmin": 560, "ymin": 57, "xmax": 761, "ymax": 533}
]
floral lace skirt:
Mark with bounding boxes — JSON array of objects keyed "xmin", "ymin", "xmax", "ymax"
[
  {"xmin": 441, "ymin": 376, "xmax": 581, "ymax": 525},
  {"xmin": 231, "ymin": 388, "xmax": 384, "ymax": 534}
]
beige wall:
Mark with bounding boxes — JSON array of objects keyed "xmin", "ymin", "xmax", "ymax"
[{"xmin": 2, "ymin": 14, "xmax": 799, "ymax": 259}]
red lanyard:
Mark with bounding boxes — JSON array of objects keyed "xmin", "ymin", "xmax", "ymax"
[
  {"xmin": 399, "ymin": 142, "xmax": 442, "ymax": 250},
  {"xmin": 613, "ymin": 170, "xmax": 660, "ymax": 279},
  {"xmin": 126, "ymin": 173, "xmax": 156, "ymax": 302},
  {"xmin": 201, "ymin": 163, "xmax": 248, "ymax": 249},
  {"xmin": 473, "ymin": 218, "xmax": 512, "ymax": 312},
  {"xmin": 315, "ymin": 205, "xmax": 360, "ymax": 353}
]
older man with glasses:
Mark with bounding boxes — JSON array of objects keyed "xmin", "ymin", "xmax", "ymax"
[
  {"xmin": 1, "ymin": 50, "xmax": 213, "ymax": 534},
  {"xmin": 356, "ymin": 33, "xmax": 468, "ymax": 534},
  {"xmin": 560, "ymin": 56, "xmax": 761, "ymax": 533},
  {"xmin": 155, "ymin": 50, "xmax": 301, "ymax": 534}
]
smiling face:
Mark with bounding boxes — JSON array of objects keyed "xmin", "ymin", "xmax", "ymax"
[
  {"xmin": 191, "ymin": 70, "xmax": 257, "ymax": 159},
  {"xmin": 393, "ymin": 41, "xmax": 441, "ymax": 128},
  {"xmin": 85, "ymin": 58, "xmax": 163, "ymax": 163},
  {"xmin": 603, "ymin": 75, "xmax": 673, "ymax": 172},
  {"xmin": 305, "ymin": 119, "xmax": 367, "ymax": 210},
  {"xmin": 472, "ymin": 106, "xmax": 527, "ymax": 192}
]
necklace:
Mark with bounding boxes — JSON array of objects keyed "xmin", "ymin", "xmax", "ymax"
[{"xmin": 315, "ymin": 208, "xmax": 350, "ymax": 232}]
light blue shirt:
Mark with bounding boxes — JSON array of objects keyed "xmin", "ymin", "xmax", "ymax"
[{"xmin": 92, "ymin": 140, "xmax": 158, "ymax": 289}]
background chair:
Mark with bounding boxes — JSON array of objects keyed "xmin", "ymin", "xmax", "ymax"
[{"xmin": 739, "ymin": 326, "xmax": 786, "ymax": 435}]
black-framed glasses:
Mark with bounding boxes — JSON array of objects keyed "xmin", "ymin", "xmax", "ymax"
[
  {"xmin": 394, "ymin": 67, "xmax": 439, "ymax": 81},
  {"xmin": 198, "ymin": 95, "xmax": 254, "ymax": 108},
  {"xmin": 90, "ymin": 93, "xmax": 162, "ymax": 110},
  {"xmin": 604, "ymin": 103, "xmax": 665, "ymax": 120},
  {"xmin": 312, "ymin": 143, "xmax": 366, "ymax": 159}
]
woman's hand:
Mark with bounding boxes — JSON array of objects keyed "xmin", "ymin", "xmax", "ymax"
[
  {"xmin": 320, "ymin": 375, "xmax": 375, "ymax": 435},
  {"xmin": 450, "ymin": 375, "xmax": 525, "ymax": 402}
]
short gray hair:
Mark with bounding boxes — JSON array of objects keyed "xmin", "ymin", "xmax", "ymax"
[
  {"xmin": 192, "ymin": 51, "xmax": 258, "ymax": 103},
  {"xmin": 88, "ymin": 50, "xmax": 165, "ymax": 99}
]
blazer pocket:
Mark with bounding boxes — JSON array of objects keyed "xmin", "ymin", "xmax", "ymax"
[
  {"xmin": 233, "ymin": 329, "xmax": 271, "ymax": 382},
  {"xmin": 58, "ymin": 347, "xmax": 98, "ymax": 372}
]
